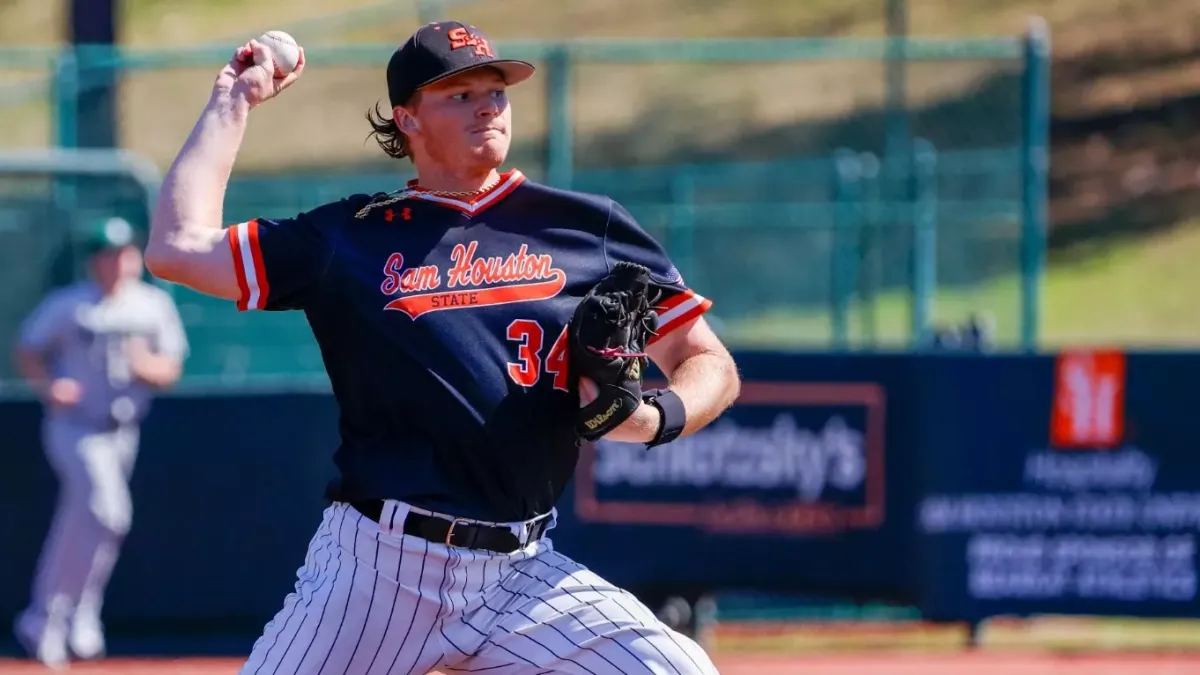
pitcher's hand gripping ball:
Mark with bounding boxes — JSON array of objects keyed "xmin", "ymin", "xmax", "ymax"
[
  {"xmin": 256, "ymin": 30, "xmax": 302, "ymax": 79},
  {"xmin": 569, "ymin": 262, "xmax": 660, "ymax": 441}
]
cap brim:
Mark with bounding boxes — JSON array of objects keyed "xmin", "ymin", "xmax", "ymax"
[{"xmin": 417, "ymin": 59, "xmax": 537, "ymax": 92}]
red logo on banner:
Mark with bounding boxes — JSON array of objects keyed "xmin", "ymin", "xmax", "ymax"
[{"xmin": 1050, "ymin": 350, "xmax": 1126, "ymax": 449}]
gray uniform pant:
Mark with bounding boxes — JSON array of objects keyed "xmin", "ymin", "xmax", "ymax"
[{"xmin": 23, "ymin": 417, "xmax": 139, "ymax": 639}]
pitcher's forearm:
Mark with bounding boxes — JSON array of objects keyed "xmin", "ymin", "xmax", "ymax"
[
  {"xmin": 145, "ymin": 95, "xmax": 249, "ymax": 298},
  {"xmin": 150, "ymin": 94, "xmax": 250, "ymax": 257}
]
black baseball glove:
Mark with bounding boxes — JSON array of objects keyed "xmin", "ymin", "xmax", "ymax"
[{"xmin": 569, "ymin": 262, "xmax": 661, "ymax": 441}]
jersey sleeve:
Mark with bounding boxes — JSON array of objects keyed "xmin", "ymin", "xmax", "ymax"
[
  {"xmin": 602, "ymin": 199, "xmax": 713, "ymax": 344},
  {"xmin": 151, "ymin": 290, "xmax": 190, "ymax": 360},
  {"xmin": 17, "ymin": 290, "xmax": 72, "ymax": 353},
  {"xmin": 225, "ymin": 208, "xmax": 335, "ymax": 312}
]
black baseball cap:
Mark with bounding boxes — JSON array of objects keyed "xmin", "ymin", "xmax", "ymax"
[{"xmin": 387, "ymin": 21, "xmax": 535, "ymax": 107}]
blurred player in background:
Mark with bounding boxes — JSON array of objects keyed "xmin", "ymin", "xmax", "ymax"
[{"xmin": 12, "ymin": 217, "xmax": 189, "ymax": 669}]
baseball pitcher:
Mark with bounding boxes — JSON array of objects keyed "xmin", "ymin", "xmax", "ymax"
[
  {"xmin": 13, "ymin": 217, "xmax": 188, "ymax": 668},
  {"xmin": 146, "ymin": 21, "xmax": 740, "ymax": 675}
]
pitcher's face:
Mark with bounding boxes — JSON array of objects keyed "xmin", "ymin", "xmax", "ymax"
[{"xmin": 401, "ymin": 68, "xmax": 512, "ymax": 171}]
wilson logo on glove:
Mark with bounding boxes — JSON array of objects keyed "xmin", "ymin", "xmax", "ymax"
[{"xmin": 583, "ymin": 400, "xmax": 624, "ymax": 432}]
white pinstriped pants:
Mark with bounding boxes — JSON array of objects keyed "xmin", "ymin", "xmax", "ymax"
[{"xmin": 240, "ymin": 502, "xmax": 718, "ymax": 675}]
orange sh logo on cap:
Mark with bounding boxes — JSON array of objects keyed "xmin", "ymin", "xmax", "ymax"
[
  {"xmin": 1050, "ymin": 350, "xmax": 1126, "ymax": 449},
  {"xmin": 448, "ymin": 27, "xmax": 494, "ymax": 57}
]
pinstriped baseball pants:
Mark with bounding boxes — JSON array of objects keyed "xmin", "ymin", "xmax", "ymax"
[{"xmin": 239, "ymin": 502, "xmax": 718, "ymax": 675}]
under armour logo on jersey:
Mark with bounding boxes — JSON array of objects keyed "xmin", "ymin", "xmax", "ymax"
[
  {"xmin": 355, "ymin": 190, "xmax": 420, "ymax": 220},
  {"xmin": 382, "ymin": 208, "xmax": 412, "ymax": 223}
]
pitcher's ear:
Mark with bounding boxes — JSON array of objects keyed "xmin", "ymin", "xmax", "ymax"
[{"xmin": 394, "ymin": 107, "xmax": 420, "ymax": 133}]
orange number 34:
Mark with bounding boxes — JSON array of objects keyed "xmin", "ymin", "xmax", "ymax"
[{"xmin": 506, "ymin": 319, "xmax": 569, "ymax": 391}]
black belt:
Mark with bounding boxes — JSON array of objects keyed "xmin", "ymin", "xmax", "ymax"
[{"xmin": 347, "ymin": 499, "xmax": 550, "ymax": 554}]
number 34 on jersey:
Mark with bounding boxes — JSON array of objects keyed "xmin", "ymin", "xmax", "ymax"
[{"xmin": 506, "ymin": 319, "xmax": 569, "ymax": 391}]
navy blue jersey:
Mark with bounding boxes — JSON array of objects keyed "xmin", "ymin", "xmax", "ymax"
[{"xmin": 226, "ymin": 170, "xmax": 712, "ymax": 522}]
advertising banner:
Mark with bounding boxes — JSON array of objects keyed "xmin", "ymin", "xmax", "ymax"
[
  {"xmin": 6, "ymin": 349, "xmax": 1198, "ymax": 644},
  {"xmin": 550, "ymin": 352, "xmax": 922, "ymax": 600},
  {"xmin": 576, "ymin": 381, "xmax": 886, "ymax": 535},
  {"xmin": 916, "ymin": 352, "xmax": 1200, "ymax": 621}
]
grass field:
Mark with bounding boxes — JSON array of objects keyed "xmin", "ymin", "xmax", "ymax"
[{"xmin": 724, "ymin": 220, "xmax": 1200, "ymax": 349}]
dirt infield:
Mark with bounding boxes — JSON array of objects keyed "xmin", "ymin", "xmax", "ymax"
[{"xmin": 4, "ymin": 653, "xmax": 1200, "ymax": 674}]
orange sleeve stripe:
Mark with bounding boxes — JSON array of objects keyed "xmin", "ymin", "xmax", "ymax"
[
  {"xmin": 656, "ymin": 289, "xmax": 694, "ymax": 312},
  {"xmin": 228, "ymin": 223, "xmax": 252, "ymax": 312},
  {"xmin": 246, "ymin": 220, "xmax": 270, "ymax": 310},
  {"xmin": 228, "ymin": 219, "xmax": 268, "ymax": 311},
  {"xmin": 648, "ymin": 292, "xmax": 713, "ymax": 345}
]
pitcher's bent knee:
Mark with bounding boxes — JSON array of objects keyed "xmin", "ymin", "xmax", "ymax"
[{"xmin": 620, "ymin": 625, "xmax": 719, "ymax": 675}]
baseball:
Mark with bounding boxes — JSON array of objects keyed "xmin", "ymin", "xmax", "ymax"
[
  {"xmin": 256, "ymin": 30, "xmax": 301, "ymax": 78},
  {"xmin": 579, "ymin": 377, "xmax": 599, "ymax": 406}
]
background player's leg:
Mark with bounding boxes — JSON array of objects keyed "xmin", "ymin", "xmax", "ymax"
[
  {"xmin": 19, "ymin": 423, "xmax": 137, "ymax": 663},
  {"xmin": 69, "ymin": 425, "xmax": 140, "ymax": 659},
  {"xmin": 239, "ymin": 502, "xmax": 451, "ymax": 675},
  {"xmin": 445, "ymin": 543, "xmax": 719, "ymax": 675},
  {"xmin": 14, "ymin": 421, "xmax": 89, "ymax": 668}
]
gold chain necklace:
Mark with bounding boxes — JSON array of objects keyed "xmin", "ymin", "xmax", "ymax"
[
  {"xmin": 354, "ymin": 174, "xmax": 503, "ymax": 219},
  {"xmin": 422, "ymin": 174, "xmax": 503, "ymax": 197}
]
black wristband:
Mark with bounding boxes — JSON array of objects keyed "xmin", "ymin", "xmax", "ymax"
[{"xmin": 643, "ymin": 388, "xmax": 686, "ymax": 448}]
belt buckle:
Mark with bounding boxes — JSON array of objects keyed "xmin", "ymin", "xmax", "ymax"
[
  {"xmin": 524, "ymin": 515, "xmax": 547, "ymax": 545},
  {"xmin": 537, "ymin": 516, "xmax": 550, "ymax": 538},
  {"xmin": 444, "ymin": 518, "xmax": 470, "ymax": 548}
]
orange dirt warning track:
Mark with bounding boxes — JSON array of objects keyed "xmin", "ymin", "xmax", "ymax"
[{"xmin": 4, "ymin": 653, "xmax": 1200, "ymax": 674}]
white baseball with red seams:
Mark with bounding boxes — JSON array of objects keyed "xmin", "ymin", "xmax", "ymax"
[
  {"xmin": 256, "ymin": 30, "xmax": 301, "ymax": 78},
  {"xmin": 579, "ymin": 376, "xmax": 600, "ymax": 405}
]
